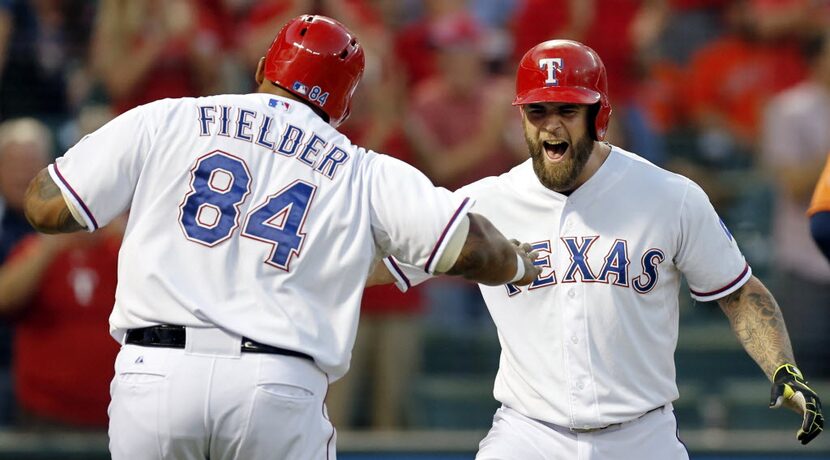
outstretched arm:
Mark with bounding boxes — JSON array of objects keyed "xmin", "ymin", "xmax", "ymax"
[
  {"xmin": 23, "ymin": 168, "xmax": 84, "ymax": 234},
  {"xmin": 367, "ymin": 213, "xmax": 540, "ymax": 289},
  {"xmin": 718, "ymin": 275, "xmax": 823, "ymax": 444},
  {"xmin": 717, "ymin": 275, "xmax": 794, "ymax": 379}
]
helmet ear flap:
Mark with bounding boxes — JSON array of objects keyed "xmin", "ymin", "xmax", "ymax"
[{"xmin": 593, "ymin": 99, "xmax": 612, "ymax": 141}]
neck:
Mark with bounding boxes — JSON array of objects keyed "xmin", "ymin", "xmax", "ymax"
[
  {"xmin": 569, "ymin": 141, "xmax": 611, "ymax": 192},
  {"xmin": 258, "ymin": 83, "xmax": 304, "ymax": 103}
]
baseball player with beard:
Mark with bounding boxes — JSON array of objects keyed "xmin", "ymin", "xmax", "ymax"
[
  {"xmin": 19, "ymin": 15, "xmax": 540, "ymax": 460},
  {"xmin": 375, "ymin": 40, "xmax": 824, "ymax": 459}
]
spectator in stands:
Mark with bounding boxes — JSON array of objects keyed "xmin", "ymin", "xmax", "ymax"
[
  {"xmin": 0, "ymin": 225, "xmax": 122, "ymax": 429},
  {"xmin": 686, "ymin": 0, "xmax": 806, "ymax": 168},
  {"xmin": 90, "ymin": 0, "xmax": 226, "ymax": 113},
  {"xmin": 405, "ymin": 13, "xmax": 523, "ymax": 191},
  {"xmin": 0, "ymin": 118, "xmax": 51, "ymax": 262},
  {"xmin": 0, "ymin": 117, "xmax": 52, "ymax": 426},
  {"xmin": 393, "ymin": 0, "xmax": 473, "ymax": 88},
  {"xmin": 235, "ymin": 0, "xmax": 312, "ymax": 82},
  {"xmin": 0, "ymin": 0, "xmax": 95, "ymax": 122},
  {"xmin": 0, "ymin": 110, "xmax": 120, "ymax": 429},
  {"xmin": 761, "ymin": 31, "xmax": 830, "ymax": 376},
  {"xmin": 509, "ymin": 0, "xmax": 593, "ymax": 63},
  {"xmin": 809, "ymin": 153, "xmax": 830, "ymax": 264}
]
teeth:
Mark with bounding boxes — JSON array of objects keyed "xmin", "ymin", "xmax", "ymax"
[{"xmin": 544, "ymin": 140, "xmax": 566, "ymax": 146}]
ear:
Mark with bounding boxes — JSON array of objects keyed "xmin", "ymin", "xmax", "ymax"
[{"xmin": 255, "ymin": 57, "xmax": 266, "ymax": 86}]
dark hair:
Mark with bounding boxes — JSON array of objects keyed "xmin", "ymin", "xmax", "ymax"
[{"xmin": 802, "ymin": 32, "xmax": 830, "ymax": 66}]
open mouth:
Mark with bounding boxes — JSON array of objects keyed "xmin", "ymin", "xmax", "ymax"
[{"xmin": 542, "ymin": 140, "xmax": 569, "ymax": 162}]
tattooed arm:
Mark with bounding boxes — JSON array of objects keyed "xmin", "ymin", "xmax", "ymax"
[
  {"xmin": 717, "ymin": 275, "xmax": 795, "ymax": 379},
  {"xmin": 23, "ymin": 168, "xmax": 85, "ymax": 234}
]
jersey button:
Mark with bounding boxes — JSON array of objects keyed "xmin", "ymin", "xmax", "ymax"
[
  {"xmin": 577, "ymin": 383, "xmax": 585, "ymax": 390},
  {"xmin": 568, "ymin": 289, "xmax": 576, "ymax": 298},
  {"xmin": 571, "ymin": 336, "xmax": 579, "ymax": 344}
]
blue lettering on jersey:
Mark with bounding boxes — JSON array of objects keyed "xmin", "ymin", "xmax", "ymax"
[
  {"xmin": 256, "ymin": 115, "xmax": 276, "ymax": 150},
  {"xmin": 505, "ymin": 283, "xmax": 522, "ymax": 296},
  {"xmin": 315, "ymin": 146, "xmax": 350, "ymax": 179},
  {"xmin": 218, "ymin": 106, "xmax": 232, "ymax": 136},
  {"xmin": 719, "ymin": 217, "xmax": 733, "ymax": 242},
  {"xmin": 562, "ymin": 236, "xmax": 598, "ymax": 282},
  {"xmin": 529, "ymin": 240, "xmax": 557, "ymax": 289},
  {"xmin": 198, "ymin": 106, "xmax": 216, "ymax": 136},
  {"xmin": 235, "ymin": 109, "xmax": 256, "ymax": 142},
  {"xmin": 276, "ymin": 124, "xmax": 304, "ymax": 157},
  {"xmin": 633, "ymin": 248, "xmax": 665, "ymax": 293},
  {"xmin": 597, "ymin": 239, "xmax": 630, "ymax": 287},
  {"xmin": 298, "ymin": 134, "xmax": 327, "ymax": 166},
  {"xmin": 505, "ymin": 237, "xmax": 665, "ymax": 297}
]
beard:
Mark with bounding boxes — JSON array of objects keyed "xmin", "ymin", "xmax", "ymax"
[{"xmin": 526, "ymin": 133, "xmax": 594, "ymax": 192}]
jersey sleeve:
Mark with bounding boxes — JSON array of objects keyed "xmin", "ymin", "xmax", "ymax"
[
  {"xmin": 48, "ymin": 103, "xmax": 156, "ymax": 231},
  {"xmin": 367, "ymin": 153, "xmax": 473, "ymax": 274},
  {"xmin": 675, "ymin": 180, "xmax": 752, "ymax": 302},
  {"xmin": 383, "ymin": 256, "xmax": 434, "ymax": 292}
]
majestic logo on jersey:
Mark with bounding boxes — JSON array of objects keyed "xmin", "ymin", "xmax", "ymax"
[
  {"xmin": 539, "ymin": 58, "xmax": 563, "ymax": 86},
  {"xmin": 505, "ymin": 236, "xmax": 664, "ymax": 296}
]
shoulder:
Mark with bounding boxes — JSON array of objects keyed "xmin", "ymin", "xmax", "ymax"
[
  {"xmin": 610, "ymin": 147, "xmax": 699, "ymax": 206},
  {"xmin": 615, "ymin": 147, "xmax": 692, "ymax": 187}
]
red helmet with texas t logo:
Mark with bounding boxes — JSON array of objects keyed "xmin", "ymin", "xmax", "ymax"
[
  {"xmin": 264, "ymin": 15, "xmax": 365, "ymax": 128},
  {"xmin": 513, "ymin": 40, "xmax": 612, "ymax": 141}
]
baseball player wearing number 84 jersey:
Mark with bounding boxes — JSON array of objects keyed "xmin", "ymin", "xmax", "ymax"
[
  {"xmin": 20, "ymin": 15, "xmax": 541, "ymax": 460},
  {"xmin": 377, "ymin": 40, "xmax": 825, "ymax": 459}
]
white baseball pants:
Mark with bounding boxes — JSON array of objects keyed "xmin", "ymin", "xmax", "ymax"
[
  {"xmin": 477, "ymin": 404, "xmax": 689, "ymax": 460},
  {"xmin": 108, "ymin": 327, "xmax": 335, "ymax": 460}
]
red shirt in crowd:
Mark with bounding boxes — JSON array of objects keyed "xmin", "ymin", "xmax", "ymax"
[{"xmin": 10, "ymin": 235, "xmax": 121, "ymax": 427}]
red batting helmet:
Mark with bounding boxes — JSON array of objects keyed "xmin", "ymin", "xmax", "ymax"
[
  {"xmin": 264, "ymin": 15, "xmax": 365, "ymax": 127},
  {"xmin": 513, "ymin": 40, "xmax": 612, "ymax": 141}
]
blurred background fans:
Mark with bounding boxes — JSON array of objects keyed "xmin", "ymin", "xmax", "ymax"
[{"xmin": 1, "ymin": 0, "xmax": 829, "ymax": 458}]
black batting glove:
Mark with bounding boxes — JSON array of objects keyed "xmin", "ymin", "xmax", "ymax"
[{"xmin": 769, "ymin": 363, "xmax": 824, "ymax": 445}]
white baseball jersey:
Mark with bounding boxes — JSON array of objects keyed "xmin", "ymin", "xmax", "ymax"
[
  {"xmin": 387, "ymin": 146, "xmax": 751, "ymax": 430},
  {"xmin": 49, "ymin": 93, "xmax": 472, "ymax": 380}
]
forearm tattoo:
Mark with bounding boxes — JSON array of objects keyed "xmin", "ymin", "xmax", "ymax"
[
  {"xmin": 25, "ymin": 169, "xmax": 84, "ymax": 233},
  {"xmin": 718, "ymin": 277, "xmax": 795, "ymax": 379}
]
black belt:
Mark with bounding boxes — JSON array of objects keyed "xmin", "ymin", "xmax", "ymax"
[
  {"xmin": 125, "ymin": 325, "xmax": 313, "ymax": 362},
  {"xmin": 569, "ymin": 405, "xmax": 665, "ymax": 433}
]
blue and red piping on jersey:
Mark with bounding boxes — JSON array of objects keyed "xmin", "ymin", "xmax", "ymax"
[
  {"xmin": 690, "ymin": 263, "xmax": 751, "ymax": 300},
  {"xmin": 52, "ymin": 163, "xmax": 100, "ymax": 231},
  {"xmin": 424, "ymin": 197, "xmax": 473, "ymax": 273}
]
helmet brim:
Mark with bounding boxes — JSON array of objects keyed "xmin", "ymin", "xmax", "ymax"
[{"xmin": 512, "ymin": 86, "xmax": 601, "ymax": 106}]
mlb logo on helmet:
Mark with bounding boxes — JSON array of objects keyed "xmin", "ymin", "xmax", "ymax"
[
  {"xmin": 539, "ymin": 58, "xmax": 563, "ymax": 87},
  {"xmin": 292, "ymin": 81, "xmax": 309, "ymax": 95}
]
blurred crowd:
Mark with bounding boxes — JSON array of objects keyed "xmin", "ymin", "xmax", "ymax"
[{"xmin": 0, "ymin": 0, "xmax": 829, "ymax": 433}]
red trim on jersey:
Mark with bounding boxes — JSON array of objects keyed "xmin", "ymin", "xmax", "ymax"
[
  {"xmin": 690, "ymin": 263, "xmax": 750, "ymax": 298},
  {"xmin": 424, "ymin": 197, "xmax": 471, "ymax": 273},
  {"xmin": 53, "ymin": 164, "xmax": 100, "ymax": 230},
  {"xmin": 386, "ymin": 257, "xmax": 411, "ymax": 290}
]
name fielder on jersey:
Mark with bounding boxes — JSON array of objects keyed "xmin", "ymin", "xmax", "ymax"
[
  {"xmin": 505, "ymin": 236, "xmax": 665, "ymax": 296},
  {"xmin": 197, "ymin": 103, "xmax": 349, "ymax": 180}
]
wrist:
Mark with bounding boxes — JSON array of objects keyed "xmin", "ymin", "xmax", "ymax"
[{"xmin": 509, "ymin": 252, "xmax": 525, "ymax": 284}]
